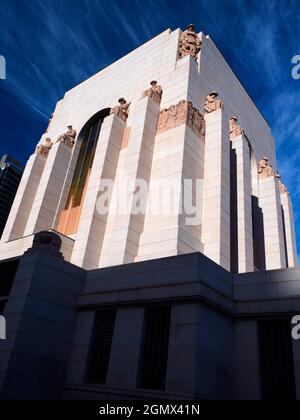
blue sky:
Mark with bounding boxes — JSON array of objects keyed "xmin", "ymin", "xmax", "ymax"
[{"xmin": 0, "ymin": 0, "xmax": 299, "ymax": 259}]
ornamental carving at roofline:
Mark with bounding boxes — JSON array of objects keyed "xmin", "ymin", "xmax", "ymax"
[
  {"xmin": 258, "ymin": 156, "xmax": 276, "ymax": 179},
  {"xmin": 157, "ymin": 100, "xmax": 205, "ymax": 139},
  {"xmin": 276, "ymin": 174, "xmax": 289, "ymax": 194},
  {"xmin": 179, "ymin": 24, "xmax": 201, "ymax": 61}
]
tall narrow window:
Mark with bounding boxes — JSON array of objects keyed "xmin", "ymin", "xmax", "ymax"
[
  {"xmin": 258, "ymin": 319, "xmax": 296, "ymax": 400},
  {"xmin": 58, "ymin": 108, "xmax": 110, "ymax": 235},
  {"xmin": 252, "ymin": 196, "xmax": 266, "ymax": 271},
  {"xmin": 139, "ymin": 306, "xmax": 171, "ymax": 391},
  {"xmin": 86, "ymin": 309, "xmax": 116, "ymax": 385},
  {"xmin": 281, "ymin": 206, "xmax": 289, "ymax": 268},
  {"xmin": 250, "ymin": 152, "xmax": 266, "ymax": 271}
]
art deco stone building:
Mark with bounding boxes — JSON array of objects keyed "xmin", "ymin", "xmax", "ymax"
[
  {"xmin": 0, "ymin": 26, "xmax": 299, "ymax": 401},
  {"xmin": 0, "ymin": 26, "xmax": 297, "ymax": 273}
]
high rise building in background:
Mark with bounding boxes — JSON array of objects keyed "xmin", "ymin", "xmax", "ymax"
[
  {"xmin": 0, "ymin": 155, "xmax": 24, "ymax": 238},
  {"xmin": 0, "ymin": 26, "xmax": 299, "ymax": 400}
]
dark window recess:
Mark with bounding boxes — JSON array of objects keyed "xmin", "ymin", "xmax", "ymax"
[
  {"xmin": 139, "ymin": 306, "xmax": 171, "ymax": 391},
  {"xmin": 281, "ymin": 206, "xmax": 289, "ymax": 268},
  {"xmin": 0, "ymin": 259, "xmax": 19, "ymax": 296},
  {"xmin": 230, "ymin": 145, "xmax": 238, "ymax": 273},
  {"xmin": 252, "ymin": 196, "xmax": 266, "ymax": 271},
  {"xmin": 258, "ymin": 319, "xmax": 296, "ymax": 401},
  {"xmin": 87, "ymin": 309, "xmax": 116, "ymax": 385}
]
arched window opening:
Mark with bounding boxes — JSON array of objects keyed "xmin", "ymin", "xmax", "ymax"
[{"xmin": 58, "ymin": 108, "xmax": 111, "ymax": 235}]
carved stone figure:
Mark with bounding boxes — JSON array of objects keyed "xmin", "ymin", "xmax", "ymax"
[
  {"xmin": 36, "ymin": 138, "xmax": 53, "ymax": 158},
  {"xmin": 279, "ymin": 182, "xmax": 288, "ymax": 194},
  {"xmin": 204, "ymin": 92, "xmax": 224, "ymax": 114},
  {"xmin": 157, "ymin": 108, "xmax": 169, "ymax": 132},
  {"xmin": 258, "ymin": 157, "xmax": 268, "ymax": 175},
  {"xmin": 142, "ymin": 81, "xmax": 163, "ymax": 105},
  {"xmin": 110, "ymin": 98, "xmax": 131, "ymax": 121},
  {"xmin": 179, "ymin": 24, "xmax": 201, "ymax": 61},
  {"xmin": 276, "ymin": 174, "xmax": 289, "ymax": 194},
  {"xmin": 28, "ymin": 231, "xmax": 63, "ymax": 257},
  {"xmin": 229, "ymin": 116, "xmax": 244, "ymax": 139},
  {"xmin": 258, "ymin": 157, "xmax": 276, "ymax": 179},
  {"xmin": 45, "ymin": 113, "xmax": 53, "ymax": 133},
  {"xmin": 57, "ymin": 125, "xmax": 77, "ymax": 147},
  {"xmin": 157, "ymin": 99, "xmax": 205, "ymax": 138},
  {"xmin": 157, "ymin": 101, "xmax": 186, "ymax": 133},
  {"xmin": 189, "ymin": 103, "xmax": 206, "ymax": 138}
]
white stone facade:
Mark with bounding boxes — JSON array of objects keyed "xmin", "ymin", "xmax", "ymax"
[{"xmin": 0, "ymin": 27, "xmax": 297, "ymax": 273}]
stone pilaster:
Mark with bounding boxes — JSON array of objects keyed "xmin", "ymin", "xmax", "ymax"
[
  {"xmin": 166, "ymin": 304, "xmax": 200, "ymax": 396},
  {"xmin": 64, "ymin": 311, "xmax": 95, "ymax": 384},
  {"xmin": 136, "ymin": 123, "xmax": 185, "ymax": 262},
  {"xmin": 201, "ymin": 108, "xmax": 231, "ymax": 271},
  {"xmin": 100, "ymin": 96, "xmax": 159, "ymax": 267},
  {"xmin": 280, "ymin": 192, "xmax": 298, "ymax": 268},
  {"xmin": 231, "ymin": 135, "xmax": 254, "ymax": 273},
  {"xmin": 137, "ymin": 100, "xmax": 205, "ymax": 262},
  {"xmin": 106, "ymin": 308, "xmax": 144, "ymax": 388},
  {"xmin": 1, "ymin": 153, "xmax": 46, "ymax": 243},
  {"xmin": 23, "ymin": 142, "xmax": 73, "ymax": 236},
  {"xmin": 70, "ymin": 114, "xmax": 125, "ymax": 269},
  {"xmin": 53, "ymin": 142, "xmax": 80, "ymax": 230},
  {"xmin": 258, "ymin": 176, "xmax": 287, "ymax": 270},
  {"xmin": 166, "ymin": 303, "xmax": 234, "ymax": 399},
  {"xmin": 233, "ymin": 321, "xmax": 260, "ymax": 400}
]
